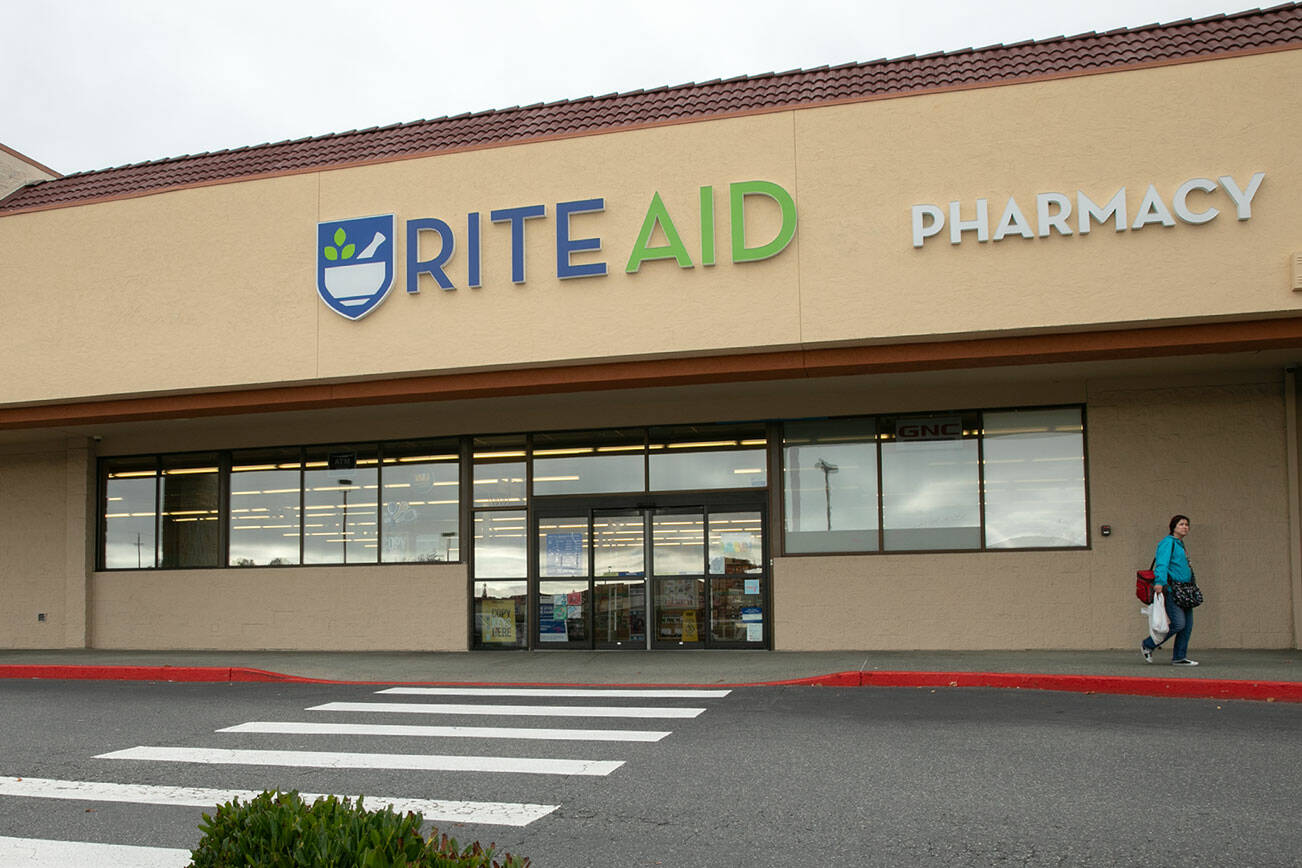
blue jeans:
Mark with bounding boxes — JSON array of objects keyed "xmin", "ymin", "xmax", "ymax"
[{"xmin": 1143, "ymin": 591, "xmax": 1193, "ymax": 660}]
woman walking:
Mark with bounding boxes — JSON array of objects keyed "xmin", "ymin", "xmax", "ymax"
[{"xmin": 1142, "ymin": 515, "xmax": 1199, "ymax": 666}]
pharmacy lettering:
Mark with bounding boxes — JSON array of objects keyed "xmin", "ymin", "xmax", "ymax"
[
  {"xmin": 911, "ymin": 172, "xmax": 1265, "ymax": 248},
  {"xmin": 315, "ymin": 181, "xmax": 797, "ymax": 321}
]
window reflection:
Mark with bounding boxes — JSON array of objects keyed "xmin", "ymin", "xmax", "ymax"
[
  {"xmin": 538, "ymin": 515, "xmax": 590, "ymax": 578},
  {"xmin": 783, "ymin": 418, "xmax": 879, "ymax": 553},
  {"xmin": 473, "ymin": 435, "xmax": 526, "ymax": 506},
  {"xmin": 880, "ymin": 414, "xmax": 980, "ymax": 551},
  {"xmin": 648, "ymin": 424, "xmax": 767, "ymax": 491},
  {"xmin": 103, "ymin": 458, "xmax": 158, "ymax": 569},
  {"xmin": 983, "ymin": 408, "xmax": 1087, "ymax": 548},
  {"xmin": 229, "ymin": 449, "xmax": 302, "ymax": 566},
  {"xmin": 303, "ymin": 447, "xmax": 377, "ymax": 565},
  {"xmin": 382, "ymin": 444, "xmax": 459, "ymax": 563},
  {"xmin": 708, "ymin": 511, "xmax": 763, "ymax": 574},
  {"xmin": 533, "ymin": 428, "xmax": 646, "ymax": 495},
  {"xmin": 652, "ymin": 510, "xmax": 704, "ymax": 575},
  {"xmin": 160, "ymin": 455, "xmax": 220, "ymax": 568},
  {"xmin": 474, "ymin": 510, "xmax": 527, "ymax": 579}
]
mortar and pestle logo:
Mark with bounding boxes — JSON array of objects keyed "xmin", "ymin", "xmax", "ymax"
[{"xmin": 316, "ymin": 214, "xmax": 396, "ymax": 320}]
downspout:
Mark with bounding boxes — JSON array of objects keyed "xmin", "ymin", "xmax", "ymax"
[{"xmin": 1286, "ymin": 367, "xmax": 1302, "ymax": 649}]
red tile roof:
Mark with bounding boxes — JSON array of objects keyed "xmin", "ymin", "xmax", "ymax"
[{"xmin": 3, "ymin": 4, "xmax": 1299, "ymax": 215}]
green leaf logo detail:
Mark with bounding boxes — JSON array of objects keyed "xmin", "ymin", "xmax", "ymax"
[{"xmin": 323, "ymin": 227, "xmax": 355, "ymax": 262}]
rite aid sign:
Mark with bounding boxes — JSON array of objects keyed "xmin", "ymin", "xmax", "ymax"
[{"xmin": 316, "ymin": 181, "xmax": 798, "ymax": 320}]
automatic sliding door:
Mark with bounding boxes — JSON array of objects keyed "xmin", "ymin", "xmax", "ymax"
[
  {"xmin": 708, "ymin": 509, "xmax": 766, "ymax": 646},
  {"xmin": 593, "ymin": 510, "xmax": 647, "ymax": 648},
  {"xmin": 537, "ymin": 515, "xmax": 590, "ymax": 647},
  {"xmin": 651, "ymin": 508, "xmax": 706, "ymax": 647}
]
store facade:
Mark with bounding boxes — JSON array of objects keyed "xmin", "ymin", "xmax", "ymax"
[{"xmin": 2, "ymin": 6, "xmax": 1301, "ymax": 652}]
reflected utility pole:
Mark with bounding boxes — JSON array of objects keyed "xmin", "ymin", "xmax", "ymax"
[
  {"xmin": 338, "ymin": 479, "xmax": 352, "ymax": 565},
  {"xmin": 814, "ymin": 459, "xmax": 838, "ymax": 531}
]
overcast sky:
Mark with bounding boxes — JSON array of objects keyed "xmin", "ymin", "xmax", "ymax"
[{"xmin": 3, "ymin": 0, "xmax": 1248, "ymax": 175}]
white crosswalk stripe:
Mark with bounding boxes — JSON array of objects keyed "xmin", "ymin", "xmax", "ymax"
[
  {"xmin": 308, "ymin": 700, "xmax": 706, "ymax": 718},
  {"xmin": 0, "ymin": 835, "xmax": 190, "ymax": 867},
  {"xmin": 0, "ymin": 776, "xmax": 556, "ymax": 826},
  {"xmin": 97, "ymin": 745, "xmax": 625, "ymax": 776},
  {"xmin": 377, "ymin": 687, "xmax": 732, "ymax": 698},
  {"xmin": 219, "ymin": 720, "xmax": 671, "ymax": 741}
]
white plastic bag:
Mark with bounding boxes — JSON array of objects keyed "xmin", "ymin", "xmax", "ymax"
[{"xmin": 1141, "ymin": 589, "xmax": 1170, "ymax": 644}]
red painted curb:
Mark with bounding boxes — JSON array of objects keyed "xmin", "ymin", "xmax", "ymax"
[
  {"xmin": 798, "ymin": 670, "xmax": 1302, "ymax": 703},
  {"xmin": 0, "ymin": 665, "xmax": 310, "ymax": 683},
  {"xmin": 1, "ymin": 664, "xmax": 1298, "ymax": 702}
]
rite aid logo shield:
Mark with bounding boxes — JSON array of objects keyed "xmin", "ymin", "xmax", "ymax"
[{"xmin": 317, "ymin": 215, "xmax": 395, "ymax": 320}]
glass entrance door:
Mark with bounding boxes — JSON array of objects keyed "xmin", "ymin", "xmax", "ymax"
[
  {"xmin": 533, "ymin": 502, "xmax": 767, "ymax": 649},
  {"xmin": 593, "ymin": 510, "xmax": 647, "ymax": 648}
]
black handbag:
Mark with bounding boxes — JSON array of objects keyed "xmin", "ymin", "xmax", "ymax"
[{"xmin": 1168, "ymin": 579, "xmax": 1204, "ymax": 608}]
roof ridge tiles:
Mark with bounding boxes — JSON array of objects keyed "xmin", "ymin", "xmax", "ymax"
[{"xmin": 4, "ymin": 3, "xmax": 1300, "ymax": 213}]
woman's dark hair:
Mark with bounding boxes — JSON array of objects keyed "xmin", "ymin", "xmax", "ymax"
[{"xmin": 1169, "ymin": 514, "xmax": 1191, "ymax": 533}]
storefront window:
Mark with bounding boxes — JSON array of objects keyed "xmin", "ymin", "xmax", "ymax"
[
  {"xmin": 708, "ymin": 511, "xmax": 763, "ymax": 574},
  {"xmin": 881, "ymin": 413, "xmax": 981, "ymax": 551},
  {"xmin": 159, "ymin": 454, "xmax": 220, "ymax": 568},
  {"xmin": 473, "ymin": 435, "xmax": 526, "ymax": 506},
  {"xmin": 103, "ymin": 457, "xmax": 158, "ymax": 569},
  {"xmin": 303, "ymin": 445, "xmax": 378, "ymax": 565},
  {"xmin": 983, "ymin": 408, "xmax": 1087, "ymax": 548},
  {"xmin": 229, "ymin": 448, "xmax": 302, "ymax": 566},
  {"xmin": 473, "ymin": 509, "xmax": 527, "ymax": 578},
  {"xmin": 381, "ymin": 440, "xmax": 460, "ymax": 563},
  {"xmin": 782, "ymin": 418, "xmax": 879, "ymax": 553},
  {"xmin": 532, "ymin": 428, "xmax": 645, "ymax": 496},
  {"xmin": 648, "ymin": 424, "xmax": 766, "ymax": 491},
  {"xmin": 652, "ymin": 508, "xmax": 705, "ymax": 575}
]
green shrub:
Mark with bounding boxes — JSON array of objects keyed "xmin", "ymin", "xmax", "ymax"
[{"xmin": 189, "ymin": 790, "xmax": 530, "ymax": 867}]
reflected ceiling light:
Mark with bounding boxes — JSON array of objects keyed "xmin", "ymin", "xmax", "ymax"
[
  {"xmin": 534, "ymin": 475, "xmax": 581, "ymax": 482},
  {"xmin": 665, "ymin": 440, "xmax": 737, "ymax": 449},
  {"xmin": 475, "ymin": 450, "xmax": 526, "ymax": 459},
  {"xmin": 232, "ymin": 464, "xmax": 278, "ymax": 472},
  {"xmin": 534, "ymin": 447, "xmax": 595, "ymax": 456},
  {"xmin": 596, "ymin": 445, "xmax": 644, "ymax": 453},
  {"xmin": 163, "ymin": 467, "xmax": 219, "ymax": 475},
  {"xmin": 732, "ymin": 468, "xmax": 763, "ymax": 475}
]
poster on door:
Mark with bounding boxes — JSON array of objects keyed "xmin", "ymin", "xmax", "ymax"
[
  {"xmin": 481, "ymin": 599, "xmax": 517, "ymax": 644},
  {"xmin": 538, "ymin": 600, "xmax": 568, "ymax": 641},
  {"xmin": 545, "ymin": 532, "xmax": 584, "ymax": 576}
]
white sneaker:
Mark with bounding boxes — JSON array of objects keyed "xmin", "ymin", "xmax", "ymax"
[
  {"xmin": 1172, "ymin": 658, "xmax": 1199, "ymax": 666},
  {"xmin": 1142, "ymin": 644, "xmax": 1153, "ymax": 663}
]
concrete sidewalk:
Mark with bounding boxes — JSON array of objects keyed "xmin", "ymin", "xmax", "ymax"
[{"xmin": 1, "ymin": 648, "xmax": 1300, "ymax": 696}]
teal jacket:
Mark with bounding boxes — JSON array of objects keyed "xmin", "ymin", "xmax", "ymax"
[{"xmin": 1153, "ymin": 535, "xmax": 1192, "ymax": 587}]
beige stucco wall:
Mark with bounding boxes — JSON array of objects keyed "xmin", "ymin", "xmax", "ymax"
[
  {"xmin": 88, "ymin": 564, "xmax": 468, "ymax": 650},
  {"xmin": 0, "ymin": 145, "xmax": 56, "ymax": 200},
  {"xmin": 773, "ymin": 374, "xmax": 1294, "ymax": 650},
  {"xmin": 0, "ymin": 50, "xmax": 1298, "ymax": 407},
  {"xmin": 0, "ymin": 437, "xmax": 91, "ymax": 648}
]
